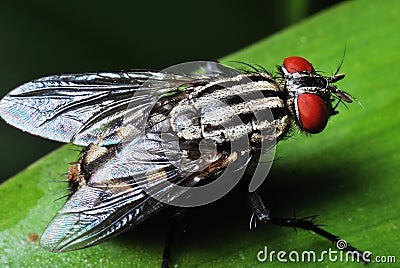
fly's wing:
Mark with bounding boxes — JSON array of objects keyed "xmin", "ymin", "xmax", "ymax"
[
  {"xmin": 0, "ymin": 71, "xmax": 210, "ymax": 146},
  {"xmin": 40, "ymin": 130, "xmax": 238, "ymax": 252},
  {"xmin": 41, "ymin": 183, "xmax": 164, "ymax": 252}
]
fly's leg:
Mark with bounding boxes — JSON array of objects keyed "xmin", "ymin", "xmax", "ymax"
[
  {"xmin": 247, "ymin": 191, "xmax": 371, "ymax": 263},
  {"xmin": 161, "ymin": 152, "xmax": 237, "ymax": 267},
  {"xmin": 161, "ymin": 209, "xmax": 186, "ymax": 268}
]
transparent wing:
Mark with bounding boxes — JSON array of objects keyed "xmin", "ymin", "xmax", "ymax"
[
  {"xmin": 0, "ymin": 71, "xmax": 209, "ymax": 146},
  {"xmin": 40, "ymin": 130, "xmax": 235, "ymax": 252}
]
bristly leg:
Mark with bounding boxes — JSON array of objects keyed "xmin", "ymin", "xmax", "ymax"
[
  {"xmin": 246, "ymin": 192, "xmax": 371, "ymax": 263},
  {"xmin": 161, "ymin": 209, "xmax": 187, "ymax": 268}
]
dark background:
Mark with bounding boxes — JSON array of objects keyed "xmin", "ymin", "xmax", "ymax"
[{"xmin": 0, "ymin": 0, "xmax": 342, "ymax": 182}]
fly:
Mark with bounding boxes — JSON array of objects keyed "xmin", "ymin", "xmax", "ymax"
[{"xmin": 0, "ymin": 56, "xmax": 370, "ymax": 266}]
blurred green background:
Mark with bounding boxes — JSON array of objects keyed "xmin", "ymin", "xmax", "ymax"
[{"xmin": 0, "ymin": 0, "xmax": 342, "ymax": 182}]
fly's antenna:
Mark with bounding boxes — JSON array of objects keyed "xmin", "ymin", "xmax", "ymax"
[{"xmin": 334, "ymin": 46, "xmax": 347, "ymax": 76}]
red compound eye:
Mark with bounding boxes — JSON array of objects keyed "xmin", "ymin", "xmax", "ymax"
[
  {"xmin": 283, "ymin": 56, "xmax": 315, "ymax": 74},
  {"xmin": 297, "ymin": 93, "xmax": 328, "ymax": 134}
]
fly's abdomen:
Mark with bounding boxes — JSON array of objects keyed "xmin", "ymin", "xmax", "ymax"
[{"xmin": 169, "ymin": 74, "xmax": 290, "ymax": 144}]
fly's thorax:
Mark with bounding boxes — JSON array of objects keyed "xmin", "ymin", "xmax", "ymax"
[{"xmin": 169, "ymin": 73, "xmax": 289, "ymax": 145}]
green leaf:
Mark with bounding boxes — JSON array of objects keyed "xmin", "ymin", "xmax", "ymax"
[{"xmin": 1, "ymin": 0, "xmax": 399, "ymax": 267}]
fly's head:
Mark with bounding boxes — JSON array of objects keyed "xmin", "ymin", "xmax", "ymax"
[{"xmin": 280, "ymin": 56, "xmax": 352, "ymax": 134}]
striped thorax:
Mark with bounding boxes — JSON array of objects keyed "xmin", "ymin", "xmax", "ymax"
[
  {"xmin": 168, "ymin": 56, "xmax": 350, "ymax": 150},
  {"xmin": 169, "ymin": 73, "xmax": 289, "ymax": 145}
]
